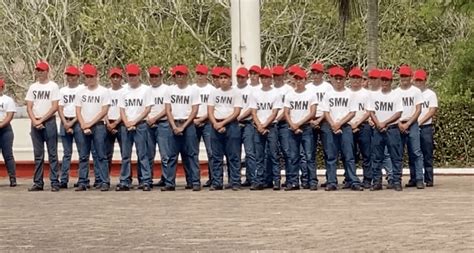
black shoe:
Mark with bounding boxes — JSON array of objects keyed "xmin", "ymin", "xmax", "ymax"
[
  {"xmin": 301, "ymin": 184, "xmax": 310, "ymax": 189},
  {"xmin": 241, "ymin": 180, "xmax": 251, "ymax": 187},
  {"xmin": 284, "ymin": 185, "xmax": 300, "ymax": 191},
  {"xmin": 386, "ymin": 180, "xmax": 394, "ymax": 189},
  {"xmin": 192, "ymin": 185, "xmax": 201, "ymax": 191},
  {"xmin": 161, "ymin": 186, "xmax": 176, "ymax": 191},
  {"xmin": 203, "ymin": 180, "xmax": 212, "ymax": 188},
  {"xmin": 28, "ymin": 184, "xmax": 43, "ymax": 192},
  {"xmin": 115, "ymin": 185, "xmax": 130, "ymax": 191},
  {"xmin": 209, "ymin": 185, "xmax": 223, "ymax": 191},
  {"xmin": 370, "ymin": 184, "xmax": 383, "ymax": 191},
  {"xmin": 75, "ymin": 185, "xmax": 87, "ymax": 191},
  {"xmin": 137, "ymin": 184, "xmax": 145, "ymax": 190},
  {"xmin": 362, "ymin": 181, "xmax": 372, "ymax": 189},
  {"xmin": 154, "ymin": 180, "xmax": 165, "ymax": 187},
  {"xmin": 263, "ymin": 183, "xmax": 274, "ymax": 189},
  {"xmin": 59, "ymin": 183, "xmax": 68, "ymax": 189},
  {"xmin": 184, "ymin": 184, "xmax": 193, "ymax": 190},
  {"xmin": 405, "ymin": 181, "xmax": 417, "ymax": 187},
  {"xmin": 250, "ymin": 184, "xmax": 263, "ymax": 191},
  {"xmin": 309, "ymin": 185, "xmax": 318, "ymax": 191},
  {"xmin": 324, "ymin": 184, "xmax": 338, "ymax": 191},
  {"xmin": 142, "ymin": 185, "xmax": 151, "ymax": 191},
  {"xmin": 321, "ymin": 182, "xmax": 328, "ymax": 188},
  {"xmin": 224, "ymin": 184, "xmax": 233, "ymax": 190},
  {"xmin": 100, "ymin": 184, "xmax": 110, "ymax": 192},
  {"xmin": 73, "ymin": 182, "xmax": 79, "ymax": 187},
  {"xmin": 394, "ymin": 184, "xmax": 403, "ymax": 191},
  {"xmin": 426, "ymin": 182, "xmax": 434, "ymax": 187},
  {"xmin": 51, "ymin": 185, "xmax": 60, "ymax": 192},
  {"xmin": 93, "ymin": 182, "xmax": 101, "ymax": 188},
  {"xmin": 232, "ymin": 185, "xmax": 241, "ymax": 191},
  {"xmin": 273, "ymin": 185, "xmax": 281, "ymax": 191},
  {"xmin": 282, "ymin": 182, "xmax": 287, "ymax": 188},
  {"xmin": 342, "ymin": 183, "xmax": 352, "ymax": 189},
  {"xmin": 351, "ymin": 184, "xmax": 363, "ymax": 191},
  {"xmin": 9, "ymin": 177, "xmax": 17, "ymax": 187},
  {"xmin": 416, "ymin": 181, "xmax": 425, "ymax": 189}
]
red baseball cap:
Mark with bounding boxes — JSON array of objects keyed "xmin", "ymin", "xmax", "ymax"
[
  {"xmin": 35, "ymin": 61, "xmax": 50, "ymax": 71},
  {"xmin": 108, "ymin": 67, "xmax": 122, "ymax": 78},
  {"xmin": 82, "ymin": 64, "xmax": 98, "ymax": 76},
  {"xmin": 399, "ymin": 65, "xmax": 412, "ymax": 76},
  {"xmin": 310, "ymin": 62, "xmax": 324, "ymax": 72},
  {"xmin": 293, "ymin": 69, "xmax": 307, "ymax": 79},
  {"xmin": 0, "ymin": 79, "xmax": 4, "ymax": 88},
  {"xmin": 380, "ymin": 69, "xmax": 393, "ymax": 80},
  {"xmin": 236, "ymin": 67, "xmax": 249, "ymax": 77},
  {"xmin": 413, "ymin": 69, "xmax": 427, "ymax": 81},
  {"xmin": 249, "ymin": 65, "xmax": 261, "ymax": 74},
  {"xmin": 211, "ymin": 67, "xmax": 221, "ymax": 77},
  {"xmin": 348, "ymin": 67, "xmax": 363, "ymax": 78},
  {"xmin": 218, "ymin": 67, "xmax": 231, "ymax": 77},
  {"xmin": 259, "ymin": 68, "xmax": 272, "ymax": 78},
  {"xmin": 368, "ymin": 68, "xmax": 381, "ymax": 78},
  {"xmin": 64, "ymin": 65, "xmax": 80, "ymax": 76},
  {"xmin": 331, "ymin": 67, "xmax": 346, "ymax": 77},
  {"xmin": 126, "ymin": 64, "xmax": 141, "ymax": 75},
  {"xmin": 171, "ymin": 65, "xmax": 189, "ymax": 75},
  {"xmin": 272, "ymin": 65, "xmax": 285, "ymax": 76},
  {"xmin": 148, "ymin": 66, "xmax": 162, "ymax": 76},
  {"xmin": 195, "ymin": 64, "xmax": 209, "ymax": 75}
]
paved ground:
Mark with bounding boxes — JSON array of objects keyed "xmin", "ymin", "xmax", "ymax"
[{"xmin": 0, "ymin": 176, "xmax": 473, "ymax": 252}]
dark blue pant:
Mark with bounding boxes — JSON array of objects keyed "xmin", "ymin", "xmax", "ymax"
[
  {"xmin": 119, "ymin": 122, "xmax": 152, "ymax": 187},
  {"xmin": 420, "ymin": 124, "xmax": 434, "ymax": 184},
  {"xmin": 255, "ymin": 124, "xmax": 279, "ymax": 185},
  {"xmin": 241, "ymin": 121, "xmax": 257, "ymax": 184},
  {"xmin": 321, "ymin": 122, "xmax": 360, "ymax": 187},
  {"xmin": 272, "ymin": 122, "xmax": 290, "ymax": 185},
  {"xmin": 59, "ymin": 121, "xmax": 83, "ymax": 184},
  {"xmin": 196, "ymin": 122, "xmax": 213, "ymax": 182},
  {"xmin": 353, "ymin": 122, "xmax": 372, "ymax": 183},
  {"xmin": 401, "ymin": 122, "xmax": 424, "ymax": 183},
  {"xmin": 147, "ymin": 121, "xmax": 172, "ymax": 184},
  {"xmin": 314, "ymin": 126, "xmax": 329, "ymax": 183},
  {"xmin": 288, "ymin": 124, "xmax": 317, "ymax": 187},
  {"xmin": 210, "ymin": 121, "xmax": 241, "ymax": 187},
  {"xmin": 30, "ymin": 117, "xmax": 59, "ymax": 187},
  {"xmin": 165, "ymin": 124, "xmax": 200, "ymax": 187},
  {"xmin": 0, "ymin": 124, "xmax": 16, "ymax": 179},
  {"xmin": 371, "ymin": 126, "xmax": 403, "ymax": 185},
  {"xmin": 106, "ymin": 124, "xmax": 123, "ymax": 175},
  {"xmin": 77, "ymin": 123, "xmax": 109, "ymax": 186}
]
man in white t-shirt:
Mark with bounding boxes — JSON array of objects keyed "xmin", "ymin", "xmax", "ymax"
[
  {"xmin": 25, "ymin": 61, "xmax": 61, "ymax": 192},
  {"xmin": 367, "ymin": 70, "xmax": 404, "ymax": 191},
  {"xmin": 396, "ymin": 65, "xmax": 425, "ymax": 189},
  {"xmin": 208, "ymin": 67, "xmax": 242, "ymax": 190},
  {"xmin": 57, "ymin": 65, "xmax": 83, "ymax": 189},
  {"xmin": 193, "ymin": 64, "xmax": 215, "ymax": 188},
  {"xmin": 146, "ymin": 65, "xmax": 171, "ymax": 188},
  {"xmin": 164, "ymin": 65, "xmax": 201, "ymax": 191},
  {"xmin": 348, "ymin": 67, "xmax": 372, "ymax": 189},
  {"xmin": 320, "ymin": 67, "xmax": 361, "ymax": 191},
  {"xmin": 283, "ymin": 69, "xmax": 318, "ymax": 190},
  {"xmin": 105, "ymin": 67, "xmax": 124, "ymax": 174},
  {"xmin": 211, "ymin": 67, "xmax": 221, "ymax": 89},
  {"xmin": 75, "ymin": 64, "xmax": 110, "ymax": 191},
  {"xmin": 235, "ymin": 67, "xmax": 257, "ymax": 187},
  {"xmin": 116, "ymin": 64, "xmax": 153, "ymax": 191},
  {"xmin": 413, "ymin": 69, "xmax": 437, "ymax": 187},
  {"xmin": 0, "ymin": 79, "xmax": 17, "ymax": 187},
  {"xmin": 248, "ymin": 65, "xmax": 261, "ymax": 88},
  {"xmin": 249, "ymin": 68, "xmax": 282, "ymax": 190}
]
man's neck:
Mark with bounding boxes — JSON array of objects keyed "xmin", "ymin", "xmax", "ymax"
[
  {"xmin": 313, "ymin": 79, "xmax": 323, "ymax": 86},
  {"xmin": 68, "ymin": 82, "xmax": 79, "ymax": 88},
  {"xmin": 274, "ymin": 82, "xmax": 284, "ymax": 88},
  {"xmin": 351, "ymin": 86, "xmax": 361, "ymax": 92},
  {"xmin": 38, "ymin": 79, "xmax": 49, "ymax": 84},
  {"xmin": 237, "ymin": 83, "xmax": 247, "ymax": 89},
  {"xmin": 261, "ymin": 85, "xmax": 272, "ymax": 91}
]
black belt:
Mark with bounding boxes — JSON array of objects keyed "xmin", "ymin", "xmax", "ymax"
[
  {"xmin": 175, "ymin": 119, "xmax": 186, "ymax": 124},
  {"xmin": 240, "ymin": 119, "xmax": 252, "ymax": 124},
  {"xmin": 65, "ymin": 117, "xmax": 75, "ymax": 121},
  {"xmin": 387, "ymin": 124, "xmax": 398, "ymax": 130},
  {"xmin": 215, "ymin": 118, "xmax": 225, "ymax": 123},
  {"xmin": 420, "ymin": 124, "xmax": 433, "ymax": 129}
]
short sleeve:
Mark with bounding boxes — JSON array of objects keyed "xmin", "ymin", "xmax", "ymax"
[
  {"xmin": 50, "ymin": 82, "xmax": 60, "ymax": 101},
  {"xmin": 25, "ymin": 85, "xmax": 34, "ymax": 101},
  {"xmin": 429, "ymin": 91, "xmax": 438, "ymax": 108},
  {"xmin": 248, "ymin": 93, "xmax": 257, "ymax": 109}
]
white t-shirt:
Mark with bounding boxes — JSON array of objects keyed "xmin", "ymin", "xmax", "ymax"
[
  {"xmin": 108, "ymin": 86, "xmax": 125, "ymax": 120},
  {"xmin": 321, "ymin": 88, "xmax": 357, "ymax": 122},
  {"xmin": 208, "ymin": 87, "xmax": 242, "ymax": 119},
  {"xmin": 75, "ymin": 85, "xmax": 110, "ymax": 123},
  {"xmin": 0, "ymin": 94, "xmax": 17, "ymax": 122},
  {"xmin": 119, "ymin": 84, "xmax": 153, "ymax": 122},
  {"xmin": 307, "ymin": 81, "xmax": 333, "ymax": 117},
  {"xmin": 59, "ymin": 84, "xmax": 84, "ymax": 118},
  {"xmin": 420, "ymin": 89, "xmax": 438, "ymax": 125},
  {"xmin": 249, "ymin": 87, "xmax": 282, "ymax": 123},
  {"xmin": 350, "ymin": 88, "xmax": 370, "ymax": 124},
  {"xmin": 274, "ymin": 84, "xmax": 294, "ymax": 120},
  {"xmin": 236, "ymin": 84, "xmax": 253, "ymax": 120},
  {"xmin": 194, "ymin": 83, "xmax": 215, "ymax": 118},
  {"xmin": 164, "ymin": 85, "xmax": 200, "ymax": 120},
  {"xmin": 148, "ymin": 84, "xmax": 170, "ymax": 120},
  {"xmin": 25, "ymin": 81, "xmax": 60, "ymax": 118},
  {"xmin": 284, "ymin": 88, "xmax": 317, "ymax": 123},
  {"xmin": 367, "ymin": 89, "xmax": 403, "ymax": 125},
  {"xmin": 395, "ymin": 85, "xmax": 423, "ymax": 121}
]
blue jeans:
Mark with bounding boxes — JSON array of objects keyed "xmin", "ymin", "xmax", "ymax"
[
  {"xmin": 105, "ymin": 124, "xmax": 123, "ymax": 176},
  {"xmin": 0, "ymin": 124, "xmax": 16, "ymax": 179},
  {"xmin": 401, "ymin": 122, "xmax": 424, "ymax": 183},
  {"xmin": 371, "ymin": 125, "xmax": 403, "ymax": 185},
  {"xmin": 420, "ymin": 124, "xmax": 434, "ymax": 184},
  {"xmin": 119, "ymin": 122, "xmax": 152, "ymax": 187},
  {"xmin": 210, "ymin": 121, "xmax": 241, "ymax": 187},
  {"xmin": 30, "ymin": 117, "xmax": 59, "ymax": 187},
  {"xmin": 147, "ymin": 121, "xmax": 172, "ymax": 184},
  {"xmin": 321, "ymin": 122, "xmax": 360, "ymax": 187},
  {"xmin": 77, "ymin": 123, "xmax": 109, "ymax": 186},
  {"xmin": 288, "ymin": 124, "xmax": 317, "ymax": 187},
  {"xmin": 165, "ymin": 123, "xmax": 200, "ymax": 187},
  {"xmin": 240, "ymin": 121, "xmax": 257, "ymax": 184},
  {"xmin": 353, "ymin": 122, "xmax": 372, "ymax": 183},
  {"xmin": 314, "ymin": 126, "xmax": 329, "ymax": 183},
  {"xmin": 196, "ymin": 122, "xmax": 213, "ymax": 182},
  {"xmin": 272, "ymin": 122, "xmax": 290, "ymax": 185},
  {"xmin": 383, "ymin": 147, "xmax": 393, "ymax": 181},
  {"xmin": 59, "ymin": 121, "xmax": 83, "ymax": 184},
  {"xmin": 255, "ymin": 124, "xmax": 279, "ymax": 185}
]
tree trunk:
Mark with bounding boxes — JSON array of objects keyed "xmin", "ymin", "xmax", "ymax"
[{"xmin": 366, "ymin": 0, "xmax": 378, "ymax": 69}]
